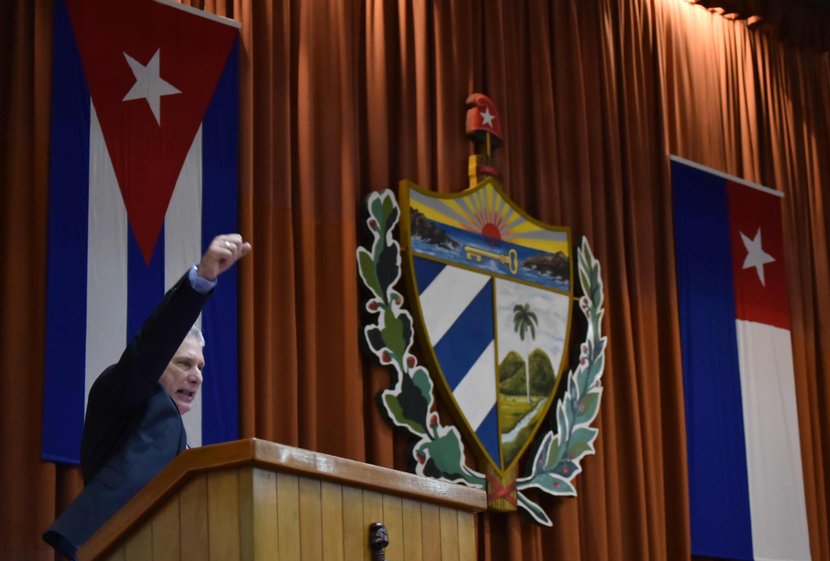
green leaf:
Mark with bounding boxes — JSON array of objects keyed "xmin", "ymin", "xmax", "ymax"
[
  {"xmin": 421, "ymin": 431, "xmax": 466, "ymax": 478},
  {"xmin": 421, "ymin": 456, "xmax": 443, "ymax": 479},
  {"xmin": 517, "ymin": 492, "xmax": 552, "ymax": 526},
  {"xmin": 399, "ymin": 312, "xmax": 413, "ymax": 354},
  {"xmin": 575, "ymin": 366, "xmax": 590, "ymax": 394},
  {"xmin": 530, "ymin": 432, "xmax": 553, "ymax": 474},
  {"xmin": 552, "ymin": 460, "xmax": 578, "ymax": 479},
  {"xmin": 546, "ymin": 432, "xmax": 564, "ymax": 467},
  {"xmin": 384, "ymin": 198, "xmax": 400, "ymax": 234},
  {"xmin": 574, "ymin": 392, "xmax": 600, "ymax": 425},
  {"xmin": 381, "ymin": 309, "xmax": 407, "ymax": 358},
  {"xmin": 533, "ymin": 473, "xmax": 576, "ymax": 496},
  {"xmin": 410, "ymin": 367, "xmax": 434, "ymax": 404},
  {"xmin": 567, "ymin": 427, "xmax": 598, "ymax": 460},
  {"xmin": 579, "ymin": 268, "xmax": 590, "ymax": 293},
  {"xmin": 370, "ymin": 195, "xmax": 385, "ymax": 224},
  {"xmin": 556, "ymin": 401, "xmax": 569, "ymax": 437},
  {"xmin": 397, "ymin": 367, "xmax": 431, "ymax": 425},
  {"xmin": 357, "ymin": 248, "xmax": 382, "ymax": 299},
  {"xmin": 567, "ymin": 374, "xmax": 578, "ymax": 402},
  {"xmin": 586, "ymin": 354, "xmax": 605, "ymax": 383},
  {"xmin": 381, "ymin": 391, "xmax": 426, "ymax": 435}
]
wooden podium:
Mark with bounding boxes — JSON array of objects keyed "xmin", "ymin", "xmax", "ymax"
[{"xmin": 78, "ymin": 438, "xmax": 486, "ymax": 561}]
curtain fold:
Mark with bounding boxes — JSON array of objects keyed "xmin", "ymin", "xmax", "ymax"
[{"xmin": 1, "ymin": 0, "xmax": 828, "ymax": 559}]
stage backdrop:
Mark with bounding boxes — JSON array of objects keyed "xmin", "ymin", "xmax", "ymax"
[
  {"xmin": 42, "ymin": 0, "xmax": 241, "ymax": 463},
  {"xmin": 3, "ymin": 1, "xmax": 830, "ymax": 560}
]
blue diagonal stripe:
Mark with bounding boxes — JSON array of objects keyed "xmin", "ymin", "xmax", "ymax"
[
  {"xmin": 413, "ymin": 256, "xmax": 446, "ymax": 293},
  {"xmin": 434, "ymin": 280, "xmax": 494, "ymax": 389},
  {"xmin": 476, "ymin": 404, "xmax": 501, "ymax": 467}
]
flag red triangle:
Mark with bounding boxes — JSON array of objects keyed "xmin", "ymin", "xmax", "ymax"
[{"xmin": 67, "ymin": 0, "xmax": 237, "ymax": 262}]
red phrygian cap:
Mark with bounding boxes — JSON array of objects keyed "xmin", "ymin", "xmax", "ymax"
[{"xmin": 465, "ymin": 93, "xmax": 503, "ymax": 148}]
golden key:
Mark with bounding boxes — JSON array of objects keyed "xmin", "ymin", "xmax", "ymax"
[{"xmin": 464, "ymin": 245, "xmax": 519, "ymax": 274}]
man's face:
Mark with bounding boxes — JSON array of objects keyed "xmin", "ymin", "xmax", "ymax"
[{"xmin": 160, "ymin": 336, "xmax": 204, "ymax": 415}]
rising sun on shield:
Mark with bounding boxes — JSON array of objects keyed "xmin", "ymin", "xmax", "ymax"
[{"xmin": 399, "ymin": 178, "xmax": 573, "ymax": 493}]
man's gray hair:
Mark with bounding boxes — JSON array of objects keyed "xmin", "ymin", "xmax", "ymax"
[{"xmin": 186, "ymin": 325, "xmax": 205, "ymax": 347}]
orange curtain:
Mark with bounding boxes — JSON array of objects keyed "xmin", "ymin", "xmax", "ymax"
[{"xmin": 1, "ymin": 0, "xmax": 828, "ymax": 560}]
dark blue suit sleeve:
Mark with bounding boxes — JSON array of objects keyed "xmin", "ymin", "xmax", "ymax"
[{"xmin": 81, "ymin": 272, "xmax": 212, "ymax": 483}]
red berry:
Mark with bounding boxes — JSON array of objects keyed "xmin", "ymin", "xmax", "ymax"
[
  {"xmin": 368, "ymin": 218, "xmax": 378, "ymax": 230},
  {"xmin": 381, "ymin": 351, "xmax": 390, "ymax": 363},
  {"xmin": 367, "ymin": 300, "xmax": 379, "ymax": 311},
  {"xmin": 406, "ymin": 355, "xmax": 416, "ymax": 368}
]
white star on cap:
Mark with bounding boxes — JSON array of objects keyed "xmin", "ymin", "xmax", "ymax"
[
  {"xmin": 480, "ymin": 107, "xmax": 496, "ymax": 127},
  {"xmin": 122, "ymin": 49, "xmax": 181, "ymax": 125},
  {"xmin": 740, "ymin": 227, "xmax": 776, "ymax": 286}
]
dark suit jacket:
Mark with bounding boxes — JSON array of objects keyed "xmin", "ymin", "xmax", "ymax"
[{"xmin": 43, "ymin": 273, "xmax": 211, "ymax": 560}]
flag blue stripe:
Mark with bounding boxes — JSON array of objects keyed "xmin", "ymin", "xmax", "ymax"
[
  {"xmin": 672, "ymin": 160, "xmax": 754, "ymax": 560},
  {"xmin": 413, "ymin": 256, "xmax": 446, "ymax": 293},
  {"xmin": 42, "ymin": 0, "xmax": 90, "ymax": 463},
  {"xmin": 127, "ymin": 231, "xmax": 165, "ymax": 342},
  {"xmin": 434, "ymin": 280, "xmax": 494, "ymax": 389},
  {"xmin": 201, "ymin": 38, "xmax": 240, "ymax": 445},
  {"xmin": 475, "ymin": 404, "xmax": 501, "ymax": 467}
]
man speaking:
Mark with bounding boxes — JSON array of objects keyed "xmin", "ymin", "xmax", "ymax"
[{"xmin": 43, "ymin": 233, "xmax": 251, "ymax": 560}]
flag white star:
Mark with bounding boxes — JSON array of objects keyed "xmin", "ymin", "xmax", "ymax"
[
  {"xmin": 122, "ymin": 49, "xmax": 181, "ymax": 125},
  {"xmin": 480, "ymin": 107, "xmax": 496, "ymax": 127},
  {"xmin": 740, "ymin": 227, "xmax": 776, "ymax": 286}
]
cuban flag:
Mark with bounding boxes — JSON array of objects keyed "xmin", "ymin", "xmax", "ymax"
[
  {"xmin": 671, "ymin": 156, "xmax": 811, "ymax": 561},
  {"xmin": 42, "ymin": 0, "xmax": 240, "ymax": 463}
]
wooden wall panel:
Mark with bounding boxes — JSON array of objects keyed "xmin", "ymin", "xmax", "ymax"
[
  {"xmin": 362, "ymin": 490, "xmax": 384, "ymax": 560},
  {"xmin": 457, "ymin": 511, "xmax": 476, "ymax": 561},
  {"xmin": 207, "ymin": 470, "xmax": 241, "ymax": 561},
  {"xmin": 151, "ymin": 496, "xmax": 180, "ymax": 561},
  {"xmin": 179, "ymin": 475, "xmax": 209, "ymax": 560},
  {"xmin": 102, "ymin": 546, "xmax": 125, "ymax": 561},
  {"xmin": 401, "ymin": 498, "xmax": 424, "ymax": 561},
  {"xmin": 439, "ymin": 506, "xmax": 460, "ymax": 561},
  {"xmin": 276, "ymin": 472, "xmax": 301, "ymax": 561},
  {"xmin": 240, "ymin": 468, "xmax": 279, "ymax": 561},
  {"xmin": 320, "ymin": 481, "xmax": 345, "ymax": 561},
  {"xmin": 421, "ymin": 502, "xmax": 442, "ymax": 561},
  {"xmin": 382, "ymin": 494, "xmax": 404, "ymax": 561},
  {"xmin": 298, "ymin": 477, "xmax": 322, "ymax": 561},
  {"xmin": 341, "ymin": 485, "xmax": 365, "ymax": 560},
  {"xmin": 123, "ymin": 521, "xmax": 152, "ymax": 561}
]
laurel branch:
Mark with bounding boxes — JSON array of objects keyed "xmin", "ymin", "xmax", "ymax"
[{"xmin": 357, "ymin": 190, "xmax": 606, "ymax": 526}]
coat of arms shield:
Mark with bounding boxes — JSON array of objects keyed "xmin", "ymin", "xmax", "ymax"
[{"xmin": 399, "ymin": 178, "xmax": 573, "ymax": 478}]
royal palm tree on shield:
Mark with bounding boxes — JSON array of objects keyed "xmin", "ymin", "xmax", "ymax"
[{"xmin": 513, "ymin": 303, "xmax": 539, "ymax": 403}]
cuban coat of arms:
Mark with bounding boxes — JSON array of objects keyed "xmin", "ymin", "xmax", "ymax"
[{"xmin": 357, "ymin": 94, "xmax": 606, "ymax": 525}]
